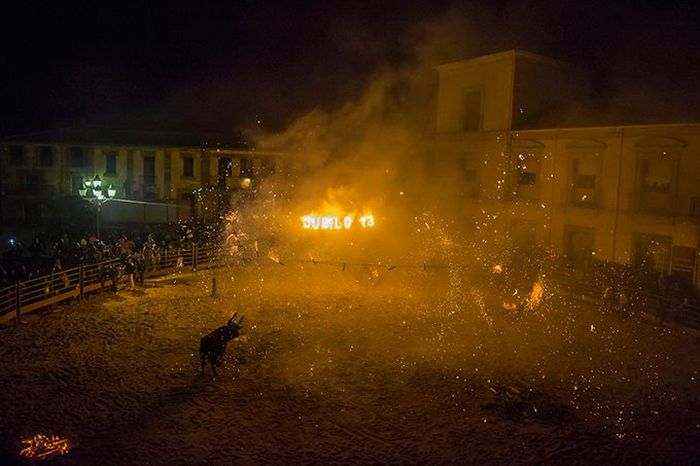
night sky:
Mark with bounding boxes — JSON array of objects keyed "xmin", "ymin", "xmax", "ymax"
[{"xmin": 1, "ymin": 0, "xmax": 699, "ymax": 137}]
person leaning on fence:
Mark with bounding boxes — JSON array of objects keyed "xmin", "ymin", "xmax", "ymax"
[
  {"xmin": 601, "ymin": 286, "xmax": 617, "ymax": 313},
  {"xmin": 618, "ymin": 289, "xmax": 630, "ymax": 317}
]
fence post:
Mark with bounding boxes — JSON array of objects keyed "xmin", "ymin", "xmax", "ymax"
[
  {"xmin": 193, "ymin": 245, "xmax": 198, "ymax": 270},
  {"xmin": 14, "ymin": 282, "xmax": 21, "ymax": 324},
  {"xmin": 79, "ymin": 264, "xmax": 85, "ymax": 299}
]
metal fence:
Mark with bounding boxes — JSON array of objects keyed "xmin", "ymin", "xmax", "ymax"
[{"xmin": 0, "ymin": 245, "xmax": 223, "ymax": 325}]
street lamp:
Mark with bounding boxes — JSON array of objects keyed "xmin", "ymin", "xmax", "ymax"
[{"xmin": 79, "ymin": 175, "xmax": 116, "ymax": 239}]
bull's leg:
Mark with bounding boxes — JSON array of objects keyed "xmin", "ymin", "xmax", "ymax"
[
  {"xmin": 211, "ymin": 358, "xmax": 218, "ymax": 376},
  {"xmin": 200, "ymin": 352, "xmax": 206, "ymax": 373}
]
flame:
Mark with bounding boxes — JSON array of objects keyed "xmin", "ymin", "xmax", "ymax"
[
  {"xmin": 492, "ymin": 264, "xmax": 503, "ymax": 274},
  {"xmin": 524, "ymin": 276, "xmax": 545, "ymax": 311},
  {"xmin": 20, "ymin": 434, "xmax": 71, "ymax": 460},
  {"xmin": 502, "ymin": 302, "xmax": 519, "ymax": 312}
]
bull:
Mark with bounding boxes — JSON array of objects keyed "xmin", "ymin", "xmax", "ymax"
[{"xmin": 199, "ymin": 312, "xmax": 244, "ymax": 375}]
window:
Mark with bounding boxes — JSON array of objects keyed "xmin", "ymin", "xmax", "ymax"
[
  {"xmin": 575, "ymin": 174, "xmax": 596, "ymax": 189},
  {"xmin": 24, "ymin": 202, "xmax": 42, "ymax": 225},
  {"xmin": 143, "ymin": 152, "xmax": 155, "ymax": 186},
  {"xmin": 39, "ymin": 146, "xmax": 54, "ymax": 167},
  {"xmin": 9, "ymin": 145, "xmax": 23, "ymax": 166},
  {"xmin": 68, "ymin": 147, "xmax": 85, "ymax": 167},
  {"xmin": 636, "ymin": 151, "xmax": 678, "ymax": 212},
  {"xmin": 463, "ymin": 90, "xmax": 482, "ymax": 131},
  {"xmin": 179, "ymin": 192, "xmax": 196, "ymax": 220},
  {"xmin": 240, "ymin": 158, "xmax": 253, "ymax": 178},
  {"xmin": 262, "ymin": 158, "xmax": 276, "ymax": 175},
  {"xmin": 564, "ymin": 225, "xmax": 596, "ymax": 265},
  {"xmin": 516, "ymin": 152, "xmax": 539, "ymax": 186},
  {"xmin": 569, "ymin": 153, "xmax": 600, "ymax": 206},
  {"xmin": 105, "ymin": 151, "xmax": 117, "ymax": 175},
  {"xmin": 460, "ymin": 157, "xmax": 479, "ymax": 198},
  {"xmin": 640, "ymin": 157, "xmax": 673, "ymax": 192},
  {"xmin": 218, "ymin": 158, "xmax": 232, "ymax": 187},
  {"xmin": 632, "ymin": 233, "xmax": 671, "ymax": 274},
  {"xmin": 182, "ymin": 154, "xmax": 194, "ymax": 177},
  {"xmin": 26, "ymin": 174, "xmax": 39, "ymax": 187}
]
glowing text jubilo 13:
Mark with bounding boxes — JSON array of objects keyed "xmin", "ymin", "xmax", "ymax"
[{"xmin": 301, "ymin": 214, "xmax": 376, "ymax": 230}]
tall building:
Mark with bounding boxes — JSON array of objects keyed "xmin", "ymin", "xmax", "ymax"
[{"xmin": 433, "ymin": 50, "xmax": 700, "ymax": 287}]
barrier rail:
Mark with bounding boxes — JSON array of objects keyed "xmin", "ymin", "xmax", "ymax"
[
  {"xmin": 0, "ymin": 245, "xmax": 223, "ymax": 325},
  {"xmin": 2, "ymin": 249, "xmax": 699, "ymax": 332},
  {"xmin": 550, "ymin": 266, "xmax": 700, "ymax": 330}
]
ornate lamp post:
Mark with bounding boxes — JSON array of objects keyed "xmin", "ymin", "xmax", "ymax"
[{"xmin": 78, "ymin": 175, "xmax": 116, "ymax": 239}]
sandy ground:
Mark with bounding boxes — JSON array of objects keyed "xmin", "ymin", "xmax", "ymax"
[{"xmin": 1, "ymin": 263, "xmax": 700, "ymax": 465}]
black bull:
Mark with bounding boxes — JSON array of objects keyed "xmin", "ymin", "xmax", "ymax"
[{"xmin": 199, "ymin": 313, "xmax": 244, "ymax": 374}]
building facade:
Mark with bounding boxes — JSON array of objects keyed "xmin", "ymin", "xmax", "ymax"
[
  {"xmin": 0, "ymin": 132, "xmax": 282, "ymax": 239},
  {"xmin": 433, "ymin": 50, "xmax": 700, "ymax": 287}
]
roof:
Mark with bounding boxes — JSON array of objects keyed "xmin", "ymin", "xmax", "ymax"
[
  {"xmin": 0, "ymin": 125, "xmax": 251, "ymax": 149},
  {"xmin": 435, "ymin": 49, "xmax": 575, "ymax": 72}
]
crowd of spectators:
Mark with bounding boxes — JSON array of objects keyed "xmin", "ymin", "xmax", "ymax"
[{"xmin": 0, "ymin": 221, "xmax": 221, "ymax": 290}]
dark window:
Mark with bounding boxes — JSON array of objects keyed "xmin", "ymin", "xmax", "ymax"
[
  {"xmin": 39, "ymin": 146, "xmax": 54, "ymax": 167},
  {"xmin": 26, "ymin": 174, "xmax": 39, "ymax": 186},
  {"xmin": 180, "ymin": 192, "xmax": 196, "ymax": 219},
  {"xmin": 71, "ymin": 175, "xmax": 84, "ymax": 194},
  {"xmin": 262, "ymin": 158, "xmax": 275, "ymax": 175},
  {"xmin": 632, "ymin": 233, "xmax": 671, "ymax": 274},
  {"xmin": 105, "ymin": 151, "xmax": 117, "ymax": 175},
  {"xmin": 68, "ymin": 147, "xmax": 85, "ymax": 167},
  {"xmin": 143, "ymin": 153, "xmax": 155, "ymax": 185},
  {"xmin": 516, "ymin": 153, "xmax": 539, "ymax": 186},
  {"xmin": 575, "ymin": 174, "xmax": 596, "ymax": 189},
  {"xmin": 564, "ymin": 226, "xmax": 596, "ymax": 264},
  {"xmin": 518, "ymin": 172, "xmax": 537, "ymax": 185},
  {"xmin": 240, "ymin": 158, "xmax": 253, "ymax": 178},
  {"xmin": 9, "ymin": 145, "xmax": 23, "ymax": 166},
  {"xmin": 463, "ymin": 90, "xmax": 482, "ymax": 131},
  {"xmin": 219, "ymin": 158, "xmax": 232, "ymax": 177},
  {"xmin": 24, "ymin": 202, "xmax": 42, "ymax": 225},
  {"xmin": 183, "ymin": 155, "xmax": 194, "ymax": 177}
]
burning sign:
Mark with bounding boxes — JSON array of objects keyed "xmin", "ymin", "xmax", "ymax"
[{"xmin": 301, "ymin": 213, "xmax": 375, "ymax": 230}]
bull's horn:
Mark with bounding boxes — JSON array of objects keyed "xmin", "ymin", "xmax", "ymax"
[
  {"xmin": 237, "ymin": 316, "xmax": 244, "ymax": 326},
  {"xmin": 228, "ymin": 312, "xmax": 238, "ymax": 325}
]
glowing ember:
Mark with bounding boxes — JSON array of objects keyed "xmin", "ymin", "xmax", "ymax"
[
  {"xmin": 502, "ymin": 302, "xmax": 519, "ymax": 312},
  {"xmin": 20, "ymin": 433, "xmax": 71, "ymax": 461},
  {"xmin": 300, "ymin": 212, "xmax": 375, "ymax": 230},
  {"xmin": 492, "ymin": 264, "xmax": 503, "ymax": 274}
]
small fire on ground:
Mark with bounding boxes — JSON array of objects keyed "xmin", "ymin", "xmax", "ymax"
[{"xmin": 20, "ymin": 433, "xmax": 71, "ymax": 461}]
